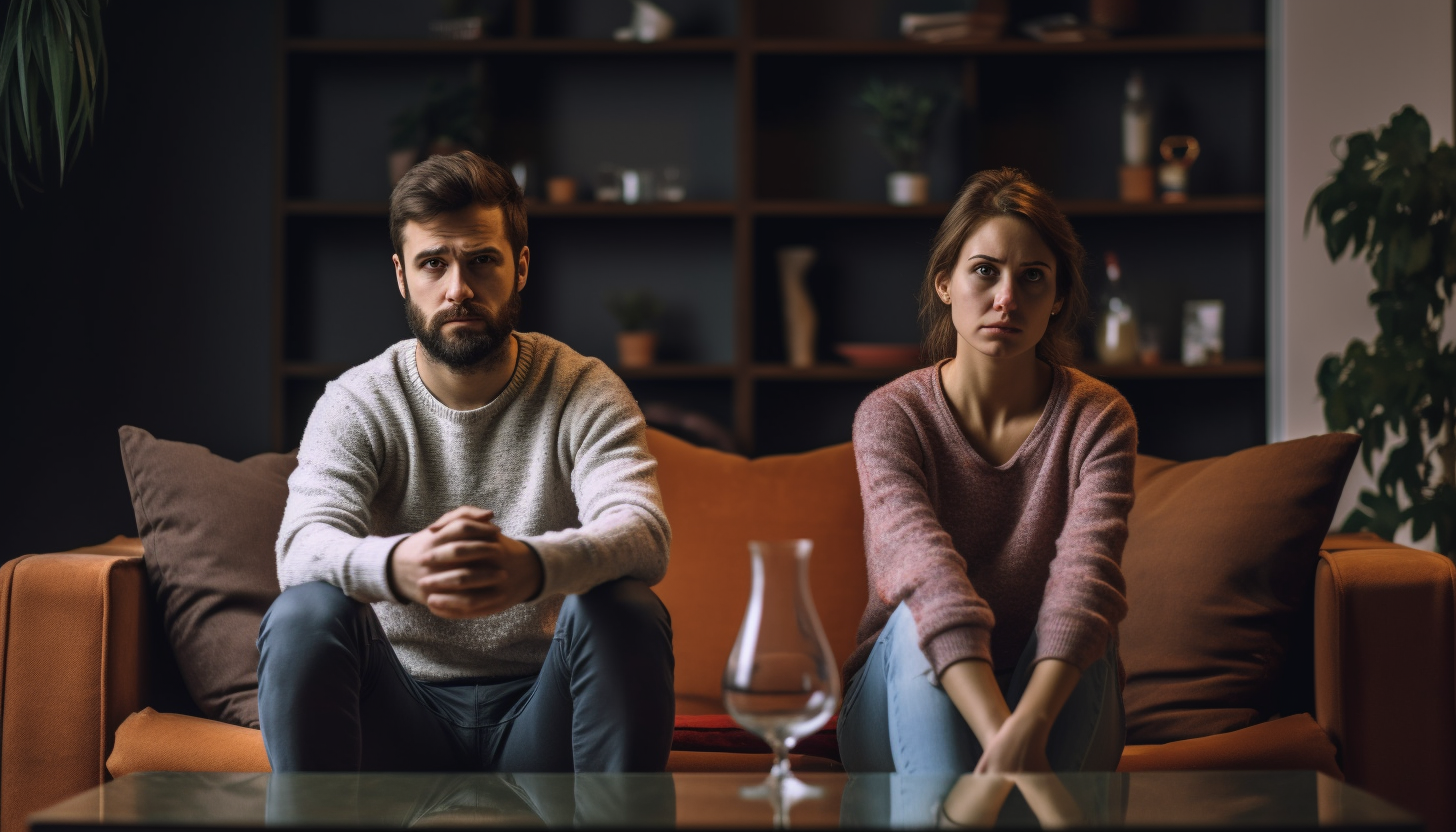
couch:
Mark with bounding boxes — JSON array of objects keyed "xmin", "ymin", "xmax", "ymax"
[{"xmin": 1, "ymin": 429, "xmax": 1453, "ymax": 832}]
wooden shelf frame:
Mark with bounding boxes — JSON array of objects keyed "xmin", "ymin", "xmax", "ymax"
[
  {"xmin": 283, "ymin": 34, "xmax": 1265, "ymax": 57},
  {"xmin": 284, "ymin": 196, "xmax": 1265, "ymax": 220},
  {"xmin": 272, "ymin": 2, "xmax": 1270, "ymax": 454}
]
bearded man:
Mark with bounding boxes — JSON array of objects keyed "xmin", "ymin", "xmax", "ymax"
[{"xmin": 258, "ymin": 151, "xmax": 674, "ymax": 773}]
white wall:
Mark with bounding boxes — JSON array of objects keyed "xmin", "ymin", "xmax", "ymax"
[{"xmin": 1269, "ymin": 0, "xmax": 1454, "ymax": 546}]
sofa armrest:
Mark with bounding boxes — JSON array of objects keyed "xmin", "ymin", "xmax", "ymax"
[
  {"xmin": 0, "ymin": 538, "xmax": 148, "ymax": 832},
  {"xmin": 1315, "ymin": 545, "xmax": 1456, "ymax": 830}
]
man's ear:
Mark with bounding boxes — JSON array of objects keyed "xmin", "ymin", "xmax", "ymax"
[
  {"xmin": 393, "ymin": 254, "xmax": 407, "ymax": 300},
  {"xmin": 516, "ymin": 246, "xmax": 530, "ymax": 292}
]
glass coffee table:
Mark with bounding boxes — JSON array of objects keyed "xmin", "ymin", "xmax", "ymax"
[{"xmin": 29, "ymin": 770, "xmax": 1420, "ymax": 830}]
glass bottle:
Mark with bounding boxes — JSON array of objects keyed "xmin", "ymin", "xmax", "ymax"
[
  {"xmin": 1122, "ymin": 70, "xmax": 1151, "ymax": 168},
  {"xmin": 1095, "ymin": 252, "xmax": 1140, "ymax": 365},
  {"xmin": 723, "ymin": 539, "xmax": 839, "ymax": 793}
]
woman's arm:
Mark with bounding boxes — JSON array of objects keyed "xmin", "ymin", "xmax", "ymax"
[
  {"xmin": 940, "ymin": 658, "xmax": 1012, "ymax": 747},
  {"xmin": 973, "ymin": 658, "xmax": 1081, "ymax": 773}
]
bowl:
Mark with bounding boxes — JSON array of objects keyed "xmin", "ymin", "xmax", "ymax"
[{"xmin": 834, "ymin": 343, "xmax": 923, "ymax": 367}]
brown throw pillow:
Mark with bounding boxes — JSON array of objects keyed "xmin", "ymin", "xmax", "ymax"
[
  {"xmin": 119, "ymin": 426, "xmax": 296, "ymax": 728},
  {"xmin": 1120, "ymin": 432, "xmax": 1360, "ymax": 744}
]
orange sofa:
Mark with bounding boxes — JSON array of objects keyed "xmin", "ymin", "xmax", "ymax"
[{"xmin": 2, "ymin": 429, "xmax": 1453, "ymax": 832}]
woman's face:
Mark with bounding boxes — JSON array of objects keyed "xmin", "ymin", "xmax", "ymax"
[{"xmin": 935, "ymin": 215, "xmax": 1062, "ymax": 362}]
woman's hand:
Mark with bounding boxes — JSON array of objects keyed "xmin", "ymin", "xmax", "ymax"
[{"xmin": 973, "ymin": 710, "xmax": 1053, "ymax": 773}]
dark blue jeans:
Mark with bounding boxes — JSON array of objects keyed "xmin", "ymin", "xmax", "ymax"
[{"xmin": 256, "ymin": 579, "xmax": 674, "ymax": 773}]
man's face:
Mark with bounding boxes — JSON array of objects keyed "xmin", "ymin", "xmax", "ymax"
[{"xmin": 393, "ymin": 204, "xmax": 529, "ymax": 371}]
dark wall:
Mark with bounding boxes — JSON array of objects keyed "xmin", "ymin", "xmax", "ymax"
[{"xmin": 2, "ymin": 3, "xmax": 275, "ymax": 559}]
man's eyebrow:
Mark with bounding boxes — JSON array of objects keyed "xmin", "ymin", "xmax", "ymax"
[
  {"xmin": 414, "ymin": 245, "xmax": 449, "ymax": 260},
  {"xmin": 413, "ymin": 244, "xmax": 503, "ymax": 261}
]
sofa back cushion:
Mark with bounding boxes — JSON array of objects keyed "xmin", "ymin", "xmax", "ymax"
[
  {"xmin": 1120, "ymin": 433, "xmax": 1360, "ymax": 743},
  {"xmin": 119, "ymin": 426, "xmax": 294, "ymax": 728},
  {"xmin": 646, "ymin": 429, "xmax": 867, "ymax": 711}
]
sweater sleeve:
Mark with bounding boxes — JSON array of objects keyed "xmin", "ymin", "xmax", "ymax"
[
  {"xmin": 854, "ymin": 392, "xmax": 996, "ymax": 676},
  {"xmin": 518, "ymin": 365, "xmax": 671, "ymax": 598},
  {"xmin": 275, "ymin": 383, "xmax": 407, "ymax": 603},
  {"xmin": 1033, "ymin": 395, "xmax": 1136, "ymax": 671}
]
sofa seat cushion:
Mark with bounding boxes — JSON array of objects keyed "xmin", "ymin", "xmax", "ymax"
[
  {"xmin": 673, "ymin": 715, "xmax": 841, "ymax": 762},
  {"xmin": 108, "ymin": 708, "xmax": 270, "ymax": 778},
  {"xmin": 106, "ymin": 710, "xmax": 845, "ymax": 776},
  {"xmin": 1116, "ymin": 714, "xmax": 1340, "ymax": 778}
]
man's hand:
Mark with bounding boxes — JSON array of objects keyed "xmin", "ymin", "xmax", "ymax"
[{"xmin": 389, "ymin": 506, "xmax": 544, "ymax": 618}]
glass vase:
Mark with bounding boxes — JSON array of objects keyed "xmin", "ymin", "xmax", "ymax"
[{"xmin": 723, "ymin": 539, "xmax": 840, "ymax": 800}]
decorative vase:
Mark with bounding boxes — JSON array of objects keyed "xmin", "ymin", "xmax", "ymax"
[
  {"xmin": 617, "ymin": 331, "xmax": 657, "ymax": 368},
  {"xmin": 776, "ymin": 246, "xmax": 818, "ymax": 368},
  {"xmin": 886, "ymin": 172, "xmax": 929, "ymax": 206}
]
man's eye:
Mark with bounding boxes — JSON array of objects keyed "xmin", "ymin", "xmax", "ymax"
[{"xmin": 422, "ymin": 258, "xmax": 444, "ymax": 269}]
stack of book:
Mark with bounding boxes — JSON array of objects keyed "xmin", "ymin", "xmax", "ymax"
[{"xmin": 899, "ymin": 10, "xmax": 1007, "ymax": 43}]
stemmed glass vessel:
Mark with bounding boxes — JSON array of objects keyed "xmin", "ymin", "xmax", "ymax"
[{"xmin": 723, "ymin": 539, "xmax": 840, "ymax": 817}]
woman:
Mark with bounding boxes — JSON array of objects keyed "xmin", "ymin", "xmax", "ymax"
[{"xmin": 837, "ymin": 168, "xmax": 1136, "ymax": 774}]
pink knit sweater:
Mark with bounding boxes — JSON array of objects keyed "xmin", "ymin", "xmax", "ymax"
[{"xmin": 845, "ymin": 362, "xmax": 1136, "ymax": 687}]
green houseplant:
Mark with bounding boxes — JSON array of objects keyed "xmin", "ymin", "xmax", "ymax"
[
  {"xmin": 1, "ymin": 0, "xmax": 109, "ymax": 202},
  {"xmin": 1306, "ymin": 105, "xmax": 1456, "ymax": 557},
  {"xmin": 858, "ymin": 78, "xmax": 944, "ymax": 206},
  {"xmin": 607, "ymin": 289, "xmax": 663, "ymax": 368}
]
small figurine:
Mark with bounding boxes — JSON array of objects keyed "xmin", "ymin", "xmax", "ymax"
[{"xmin": 1158, "ymin": 135, "xmax": 1200, "ymax": 203}]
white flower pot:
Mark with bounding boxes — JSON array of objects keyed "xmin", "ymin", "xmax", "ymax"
[{"xmin": 887, "ymin": 172, "xmax": 929, "ymax": 206}]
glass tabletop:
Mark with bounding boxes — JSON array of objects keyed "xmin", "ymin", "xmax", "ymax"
[{"xmin": 28, "ymin": 770, "xmax": 1419, "ymax": 830}]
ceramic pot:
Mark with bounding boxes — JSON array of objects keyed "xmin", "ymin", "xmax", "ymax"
[
  {"xmin": 777, "ymin": 246, "xmax": 819, "ymax": 368},
  {"xmin": 617, "ymin": 331, "xmax": 657, "ymax": 368},
  {"xmin": 887, "ymin": 172, "xmax": 929, "ymax": 206},
  {"xmin": 388, "ymin": 148, "xmax": 418, "ymax": 185},
  {"xmin": 547, "ymin": 176, "xmax": 578, "ymax": 204}
]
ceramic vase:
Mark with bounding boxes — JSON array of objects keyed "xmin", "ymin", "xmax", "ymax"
[
  {"xmin": 777, "ymin": 247, "xmax": 818, "ymax": 368},
  {"xmin": 887, "ymin": 172, "xmax": 929, "ymax": 206}
]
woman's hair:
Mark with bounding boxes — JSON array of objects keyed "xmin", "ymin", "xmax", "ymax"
[{"xmin": 918, "ymin": 168, "xmax": 1087, "ymax": 366}]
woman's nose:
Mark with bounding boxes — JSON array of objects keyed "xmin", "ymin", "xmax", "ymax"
[{"xmin": 993, "ymin": 276, "xmax": 1018, "ymax": 311}]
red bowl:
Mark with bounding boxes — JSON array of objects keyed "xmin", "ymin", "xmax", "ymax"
[{"xmin": 834, "ymin": 343, "xmax": 923, "ymax": 367}]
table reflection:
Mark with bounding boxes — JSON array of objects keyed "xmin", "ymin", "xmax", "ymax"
[{"xmin": 840, "ymin": 772, "xmax": 1119, "ymax": 828}]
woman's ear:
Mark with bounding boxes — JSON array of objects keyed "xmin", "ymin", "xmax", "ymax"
[{"xmin": 933, "ymin": 270, "xmax": 951, "ymax": 304}]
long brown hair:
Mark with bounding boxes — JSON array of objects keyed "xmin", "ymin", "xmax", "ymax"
[{"xmin": 919, "ymin": 168, "xmax": 1087, "ymax": 366}]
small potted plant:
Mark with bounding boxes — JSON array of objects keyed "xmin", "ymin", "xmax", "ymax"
[
  {"xmin": 387, "ymin": 81, "xmax": 485, "ymax": 185},
  {"xmin": 608, "ymin": 289, "xmax": 664, "ymax": 368},
  {"xmin": 859, "ymin": 78, "xmax": 944, "ymax": 206}
]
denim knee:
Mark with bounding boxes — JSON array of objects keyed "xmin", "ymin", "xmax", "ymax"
[
  {"xmin": 258, "ymin": 581, "xmax": 367, "ymax": 655},
  {"xmin": 560, "ymin": 578, "xmax": 672, "ymax": 649}
]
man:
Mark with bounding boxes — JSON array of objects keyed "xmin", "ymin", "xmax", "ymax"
[{"xmin": 258, "ymin": 151, "xmax": 674, "ymax": 773}]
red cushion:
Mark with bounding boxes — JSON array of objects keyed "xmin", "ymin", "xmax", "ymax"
[{"xmin": 672, "ymin": 714, "xmax": 840, "ymax": 762}]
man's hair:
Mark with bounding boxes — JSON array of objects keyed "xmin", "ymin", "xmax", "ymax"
[
  {"xmin": 919, "ymin": 168, "xmax": 1088, "ymax": 366},
  {"xmin": 388, "ymin": 151, "xmax": 527, "ymax": 262}
]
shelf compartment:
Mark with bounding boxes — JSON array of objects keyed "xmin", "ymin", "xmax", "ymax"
[
  {"xmin": 286, "ymin": 38, "xmax": 740, "ymax": 55},
  {"xmin": 1078, "ymin": 360, "xmax": 1265, "ymax": 379},
  {"xmin": 616, "ymin": 363, "xmax": 735, "ymax": 380},
  {"xmin": 753, "ymin": 197, "xmax": 1264, "ymax": 218},
  {"xmin": 751, "ymin": 34, "xmax": 1265, "ymax": 56},
  {"xmin": 285, "ymin": 200, "xmax": 737, "ymax": 218}
]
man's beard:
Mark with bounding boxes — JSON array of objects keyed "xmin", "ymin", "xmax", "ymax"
[{"xmin": 404, "ymin": 285, "xmax": 522, "ymax": 372}]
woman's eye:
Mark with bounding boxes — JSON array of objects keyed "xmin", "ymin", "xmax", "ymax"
[
  {"xmin": 973, "ymin": 263, "xmax": 997, "ymax": 278},
  {"xmin": 1023, "ymin": 269, "xmax": 1044, "ymax": 282}
]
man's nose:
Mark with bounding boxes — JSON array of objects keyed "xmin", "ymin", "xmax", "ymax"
[{"xmin": 443, "ymin": 265, "xmax": 472, "ymax": 304}]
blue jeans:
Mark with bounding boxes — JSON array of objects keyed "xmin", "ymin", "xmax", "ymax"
[
  {"xmin": 837, "ymin": 603, "xmax": 1124, "ymax": 774},
  {"xmin": 256, "ymin": 579, "xmax": 674, "ymax": 773}
]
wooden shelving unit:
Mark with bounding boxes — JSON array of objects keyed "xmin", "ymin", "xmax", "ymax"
[{"xmin": 274, "ymin": 1, "xmax": 1268, "ymax": 458}]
